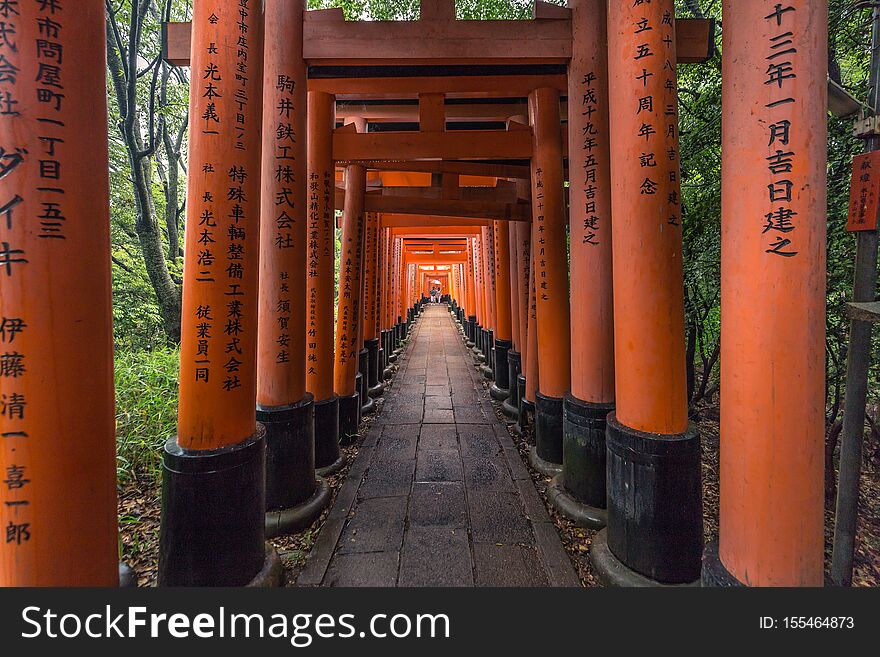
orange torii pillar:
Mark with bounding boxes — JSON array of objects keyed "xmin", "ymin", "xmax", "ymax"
[
  {"xmin": 160, "ymin": 1, "xmax": 277, "ymax": 586},
  {"xmin": 528, "ymin": 87, "xmax": 572, "ymax": 475},
  {"xmin": 334, "ymin": 164, "xmax": 367, "ymax": 442},
  {"xmin": 306, "ymin": 91, "xmax": 343, "ymax": 475},
  {"xmin": 376, "ymin": 224, "xmax": 390, "ymax": 381},
  {"xmin": 490, "ymin": 220, "xmax": 514, "ymax": 400},
  {"xmin": 362, "ymin": 211, "xmax": 383, "ymax": 404},
  {"xmin": 523, "ymin": 231, "xmax": 540, "ymax": 439},
  {"xmin": 549, "ymin": 0, "xmax": 616, "ymax": 530},
  {"xmin": 394, "ymin": 236, "xmax": 406, "ymax": 348},
  {"xmin": 0, "ymin": 3, "xmax": 119, "ymax": 586},
  {"xmin": 465, "ymin": 236, "xmax": 478, "ymax": 346},
  {"xmin": 591, "ymin": 0, "xmax": 702, "ymax": 587},
  {"xmin": 479, "ymin": 224, "xmax": 497, "ymax": 377},
  {"xmin": 703, "ymin": 0, "xmax": 827, "ymax": 588},
  {"xmin": 256, "ymin": 0, "xmax": 329, "ymax": 539},
  {"xmin": 472, "ymin": 230, "xmax": 488, "ymax": 360},
  {"xmin": 385, "ymin": 229, "xmax": 401, "ymax": 368},
  {"xmin": 501, "ymin": 218, "xmax": 522, "ymax": 419},
  {"xmin": 512, "ymin": 221, "xmax": 533, "ymax": 436}
]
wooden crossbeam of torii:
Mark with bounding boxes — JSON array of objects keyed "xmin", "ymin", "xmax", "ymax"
[
  {"xmin": 332, "ymin": 123, "xmax": 535, "ymax": 161},
  {"xmin": 162, "ymin": 7, "xmax": 715, "ymax": 71},
  {"xmin": 336, "ymin": 187, "xmax": 530, "ymax": 221}
]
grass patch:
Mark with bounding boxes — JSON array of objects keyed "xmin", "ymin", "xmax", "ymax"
[{"xmin": 115, "ymin": 347, "xmax": 180, "ymax": 486}]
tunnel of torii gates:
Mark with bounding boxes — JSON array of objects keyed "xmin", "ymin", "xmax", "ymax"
[{"xmin": 0, "ymin": 0, "xmax": 830, "ymax": 588}]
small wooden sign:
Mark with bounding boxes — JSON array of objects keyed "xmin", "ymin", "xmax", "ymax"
[{"xmin": 848, "ymin": 151, "xmax": 880, "ymax": 231}]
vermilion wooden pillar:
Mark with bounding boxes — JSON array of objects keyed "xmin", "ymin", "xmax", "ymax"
[
  {"xmin": 513, "ymin": 221, "xmax": 534, "ymax": 436},
  {"xmin": 528, "ymin": 87, "xmax": 572, "ymax": 474},
  {"xmin": 306, "ymin": 91, "xmax": 342, "ymax": 475},
  {"xmin": 490, "ymin": 220, "xmax": 513, "ymax": 399},
  {"xmin": 335, "ymin": 163, "xmax": 367, "ymax": 441},
  {"xmin": 0, "ymin": 2, "xmax": 118, "ymax": 586},
  {"xmin": 360, "ymin": 211, "xmax": 381, "ymax": 410},
  {"xmin": 255, "ymin": 0, "xmax": 328, "ymax": 539},
  {"xmin": 479, "ymin": 224, "xmax": 498, "ymax": 378},
  {"xmin": 160, "ymin": 0, "xmax": 276, "ymax": 586},
  {"xmin": 524, "ymin": 236, "xmax": 540, "ymax": 414},
  {"xmin": 593, "ymin": 0, "xmax": 702, "ymax": 586},
  {"xmin": 550, "ymin": 0, "xmax": 616, "ymax": 530},
  {"xmin": 501, "ymin": 219, "xmax": 522, "ymax": 420},
  {"xmin": 465, "ymin": 236, "xmax": 477, "ymax": 345},
  {"xmin": 704, "ymin": 0, "xmax": 827, "ymax": 588},
  {"xmin": 473, "ymin": 231, "xmax": 488, "ymax": 361}
]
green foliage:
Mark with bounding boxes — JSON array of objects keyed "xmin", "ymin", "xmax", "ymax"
[{"xmin": 115, "ymin": 348, "xmax": 180, "ymax": 485}]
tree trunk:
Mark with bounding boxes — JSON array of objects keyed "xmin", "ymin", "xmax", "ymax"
[{"xmin": 106, "ymin": 8, "xmax": 182, "ymax": 344}]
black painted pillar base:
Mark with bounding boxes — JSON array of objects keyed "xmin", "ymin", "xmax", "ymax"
[
  {"xmin": 377, "ymin": 346, "xmax": 386, "ymax": 380},
  {"xmin": 358, "ymin": 350, "xmax": 369, "ymax": 403},
  {"xmin": 547, "ymin": 475, "xmax": 607, "ymax": 529},
  {"xmin": 467, "ymin": 315, "xmax": 477, "ymax": 346},
  {"xmin": 551, "ymin": 394, "xmax": 615, "ymax": 529},
  {"xmin": 603, "ymin": 412, "xmax": 703, "ymax": 585},
  {"xmin": 366, "ymin": 338, "xmax": 382, "ymax": 397},
  {"xmin": 256, "ymin": 396, "xmax": 331, "ymax": 538},
  {"xmin": 501, "ymin": 351, "xmax": 521, "ymax": 420},
  {"xmin": 528, "ymin": 444, "xmax": 562, "ymax": 478},
  {"xmin": 314, "ymin": 396, "xmax": 343, "ymax": 476},
  {"xmin": 357, "ymin": 370, "xmax": 374, "ymax": 416},
  {"xmin": 535, "ymin": 391, "xmax": 564, "ymax": 466},
  {"xmin": 479, "ymin": 329, "xmax": 494, "ymax": 377},
  {"xmin": 487, "ymin": 329, "xmax": 495, "ymax": 372},
  {"xmin": 338, "ymin": 390, "xmax": 361, "ymax": 445},
  {"xmin": 701, "ymin": 541, "xmax": 744, "ymax": 587},
  {"xmin": 489, "ymin": 339, "xmax": 511, "ymax": 399},
  {"xmin": 159, "ymin": 428, "xmax": 279, "ymax": 587},
  {"xmin": 590, "ymin": 529, "xmax": 700, "ymax": 588},
  {"xmin": 513, "ymin": 376, "xmax": 531, "ymax": 438}
]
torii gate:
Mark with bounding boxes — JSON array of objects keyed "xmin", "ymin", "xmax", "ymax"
[{"xmin": 0, "ymin": 0, "xmax": 828, "ymax": 589}]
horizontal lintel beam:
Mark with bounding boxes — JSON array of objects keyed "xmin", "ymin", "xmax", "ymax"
[
  {"xmin": 333, "ymin": 129, "xmax": 532, "ymax": 162},
  {"xmin": 162, "ymin": 18, "xmax": 715, "ymax": 67}
]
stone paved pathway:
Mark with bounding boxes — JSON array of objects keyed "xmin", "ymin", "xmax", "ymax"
[{"xmin": 298, "ymin": 304, "xmax": 579, "ymax": 587}]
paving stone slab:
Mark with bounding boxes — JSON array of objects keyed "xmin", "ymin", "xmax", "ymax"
[
  {"xmin": 408, "ymin": 482, "xmax": 468, "ymax": 528},
  {"xmin": 532, "ymin": 521, "xmax": 581, "ymax": 588},
  {"xmin": 358, "ymin": 458, "xmax": 415, "ymax": 499},
  {"xmin": 418, "ymin": 424, "xmax": 459, "ymax": 451},
  {"xmin": 415, "ymin": 448, "xmax": 464, "ymax": 482},
  {"xmin": 462, "ymin": 455, "xmax": 516, "ymax": 492},
  {"xmin": 423, "ymin": 408, "xmax": 456, "ymax": 424},
  {"xmin": 454, "ymin": 406, "xmax": 487, "ymax": 424},
  {"xmin": 375, "ymin": 426, "xmax": 418, "ymax": 461},
  {"xmin": 324, "ymin": 552, "xmax": 400, "ymax": 587},
  {"xmin": 473, "ymin": 544, "xmax": 549, "ymax": 587},
  {"xmin": 468, "ymin": 490, "xmax": 534, "ymax": 545},
  {"xmin": 337, "ymin": 496, "xmax": 408, "ymax": 554},
  {"xmin": 457, "ymin": 425, "xmax": 501, "ymax": 458},
  {"xmin": 399, "ymin": 527, "xmax": 473, "ymax": 587}
]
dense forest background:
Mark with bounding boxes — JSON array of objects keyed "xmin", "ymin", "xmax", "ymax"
[{"xmin": 107, "ymin": 0, "xmax": 878, "ymax": 506}]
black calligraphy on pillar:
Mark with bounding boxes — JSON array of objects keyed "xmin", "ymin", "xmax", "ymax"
[
  {"xmin": 306, "ymin": 171, "xmax": 320, "ymax": 377},
  {"xmin": 534, "ymin": 169, "xmax": 548, "ymax": 302},
  {"xmin": 273, "ymin": 68, "xmax": 297, "ymax": 367},
  {"xmin": 632, "ymin": 2, "xmax": 681, "ymax": 230},
  {"xmin": 762, "ymin": 3, "xmax": 799, "ymax": 257},
  {"xmin": 580, "ymin": 70, "xmax": 602, "ymax": 246},
  {"xmin": 0, "ymin": 0, "xmax": 76, "ymax": 549}
]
